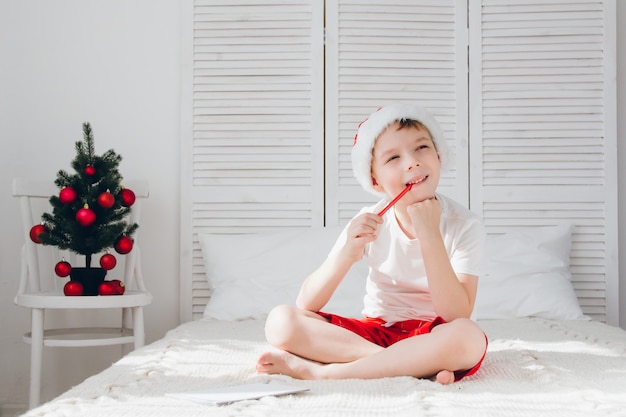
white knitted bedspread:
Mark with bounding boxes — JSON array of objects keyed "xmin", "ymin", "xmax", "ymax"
[{"xmin": 22, "ymin": 318, "xmax": 626, "ymax": 417}]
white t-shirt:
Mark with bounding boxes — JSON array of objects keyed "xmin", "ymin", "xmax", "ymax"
[{"xmin": 331, "ymin": 193, "xmax": 485, "ymax": 324}]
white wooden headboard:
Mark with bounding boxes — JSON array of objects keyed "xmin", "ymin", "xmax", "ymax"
[{"xmin": 179, "ymin": 0, "xmax": 618, "ymax": 325}]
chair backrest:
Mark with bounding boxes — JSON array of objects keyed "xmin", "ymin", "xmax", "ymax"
[{"xmin": 13, "ymin": 178, "xmax": 149, "ymax": 295}]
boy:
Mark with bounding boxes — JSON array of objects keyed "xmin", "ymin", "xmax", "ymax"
[{"xmin": 256, "ymin": 104, "xmax": 487, "ymax": 384}]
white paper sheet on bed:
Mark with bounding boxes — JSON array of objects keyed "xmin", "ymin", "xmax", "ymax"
[{"xmin": 21, "ymin": 317, "xmax": 626, "ymax": 417}]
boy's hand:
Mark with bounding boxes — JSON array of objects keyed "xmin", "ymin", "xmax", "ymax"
[
  {"xmin": 407, "ymin": 197, "xmax": 441, "ymax": 240},
  {"xmin": 341, "ymin": 212, "xmax": 382, "ymax": 262}
]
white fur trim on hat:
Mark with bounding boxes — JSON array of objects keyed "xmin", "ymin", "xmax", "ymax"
[{"xmin": 351, "ymin": 103, "xmax": 449, "ymax": 198}]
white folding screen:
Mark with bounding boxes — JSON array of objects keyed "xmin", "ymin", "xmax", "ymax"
[
  {"xmin": 180, "ymin": 0, "xmax": 325, "ymax": 319},
  {"xmin": 468, "ymin": 0, "xmax": 617, "ymax": 323},
  {"xmin": 181, "ymin": 0, "xmax": 617, "ymax": 323},
  {"xmin": 325, "ymin": 0, "xmax": 469, "ymax": 226}
]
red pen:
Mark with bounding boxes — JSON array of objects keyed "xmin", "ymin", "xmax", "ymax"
[{"xmin": 377, "ymin": 184, "xmax": 413, "ymax": 216}]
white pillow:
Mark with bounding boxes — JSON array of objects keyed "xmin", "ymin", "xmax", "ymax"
[
  {"xmin": 473, "ymin": 223, "xmax": 587, "ymax": 320},
  {"xmin": 199, "ymin": 227, "xmax": 367, "ymax": 320},
  {"xmin": 200, "ymin": 224, "xmax": 586, "ymax": 322}
]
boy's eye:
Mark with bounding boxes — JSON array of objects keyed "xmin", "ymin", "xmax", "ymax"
[{"xmin": 385, "ymin": 155, "xmax": 399, "ymax": 164}]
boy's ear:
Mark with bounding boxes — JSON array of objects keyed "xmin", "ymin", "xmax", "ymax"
[{"xmin": 372, "ymin": 177, "xmax": 384, "ymax": 192}]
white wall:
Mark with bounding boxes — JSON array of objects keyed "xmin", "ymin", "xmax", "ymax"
[
  {"xmin": 0, "ymin": 0, "xmax": 181, "ymax": 411},
  {"xmin": 0, "ymin": 0, "xmax": 624, "ymax": 413}
]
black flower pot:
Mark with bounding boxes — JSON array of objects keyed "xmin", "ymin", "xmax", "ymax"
[{"xmin": 69, "ymin": 267, "xmax": 107, "ymax": 296}]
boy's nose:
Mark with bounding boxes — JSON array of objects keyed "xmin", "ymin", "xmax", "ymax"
[{"xmin": 407, "ymin": 156, "xmax": 421, "ymax": 169}]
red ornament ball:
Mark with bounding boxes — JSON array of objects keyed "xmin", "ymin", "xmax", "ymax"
[
  {"xmin": 97, "ymin": 191, "xmax": 115, "ymax": 209},
  {"xmin": 63, "ymin": 281, "xmax": 84, "ymax": 296},
  {"xmin": 98, "ymin": 281, "xmax": 117, "ymax": 296},
  {"xmin": 54, "ymin": 260, "xmax": 72, "ymax": 277},
  {"xmin": 110, "ymin": 279, "xmax": 126, "ymax": 295},
  {"xmin": 84, "ymin": 164, "xmax": 96, "ymax": 176},
  {"xmin": 59, "ymin": 187, "xmax": 77, "ymax": 205},
  {"xmin": 99, "ymin": 253, "xmax": 117, "ymax": 270},
  {"xmin": 114, "ymin": 236, "xmax": 134, "ymax": 254},
  {"xmin": 120, "ymin": 188, "xmax": 136, "ymax": 207},
  {"xmin": 76, "ymin": 206, "xmax": 96, "ymax": 227},
  {"xmin": 29, "ymin": 224, "xmax": 47, "ymax": 244}
]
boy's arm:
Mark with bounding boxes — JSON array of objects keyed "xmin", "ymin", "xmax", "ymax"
[
  {"xmin": 420, "ymin": 236, "xmax": 478, "ymax": 320},
  {"xmin": 296, "ymin": 213, "xmax": 381, "ymax": 312},
  {"xmin": 295, "ymin": 250, "xmax": 355, "ymax": 312},
  {"xmin": 408, "ymin": 199, "xmax": 478, "ymax": 321}
]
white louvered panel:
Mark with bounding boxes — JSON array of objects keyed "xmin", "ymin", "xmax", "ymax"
[
  {"xmin": 469, "ymin": 0, "xmax": 617, "ymax": 323},
  {"xmin": 326, "ymin": 0, "xmax": 469, "ymax": 226},
  {"xmin": 181, "ymin": 0, "xmax": 324, "ymax": 320}
]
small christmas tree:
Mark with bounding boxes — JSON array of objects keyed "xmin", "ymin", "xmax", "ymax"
[{"xmin": 29, "ymin": 122, "xmax": 138, "ymax": 295}]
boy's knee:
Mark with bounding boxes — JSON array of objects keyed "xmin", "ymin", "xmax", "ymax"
[
  {"xmin": 450, "ymin": 318, "xmax": 486, "ymax": 360},
  {"xmin": 438, "ymin": 318, "xmax": 485, "ymax": 358},
  {"xmin": 264, "ymin": 304, "xmax": 300, "ymax": 348}
]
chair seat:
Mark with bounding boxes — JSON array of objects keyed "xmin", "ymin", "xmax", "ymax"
[
  {"xmin": 15, "ymin": 291, "xmax": 152, "ymax": 309},
  {"xmin": 23, "ymin": 327, "xmax": 136, "ymax": 347}
]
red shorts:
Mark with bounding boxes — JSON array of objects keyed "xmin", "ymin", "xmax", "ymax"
[{"xmin": 317, "ymin": 312, "xmax": 487, "ymax": 381}]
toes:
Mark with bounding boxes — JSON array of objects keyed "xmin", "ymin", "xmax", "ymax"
[
  {"xmin": 435, "ymin": 370, "xmax": 455, "ymax": 385},
  {"xmin": 256, "ymin": 352, "xmax": 276, "ymax": 373}
]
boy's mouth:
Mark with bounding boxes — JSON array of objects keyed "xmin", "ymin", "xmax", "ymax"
[{"xmin": 406, "ymin": 175, "xmax": 428, "ymax": 187}]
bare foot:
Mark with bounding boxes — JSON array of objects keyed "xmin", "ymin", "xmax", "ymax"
[
  {"xmin": 258, "ymin": 351, "xmax": 458, "ymax": 384},
  {"xmin": 435, "ymin": 370, "xmax": 455, "ymax": 385},
  {"xmin": 256, "ymin": 351, "xmax": 323, "ymax": 380}
]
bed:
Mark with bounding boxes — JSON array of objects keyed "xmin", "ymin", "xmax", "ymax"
[{"xmin": 20, "ymin": 225, "xmax": 626, "ymax": 417}]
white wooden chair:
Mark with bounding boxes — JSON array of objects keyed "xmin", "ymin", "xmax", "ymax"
[{"xmin": 13, "ymin": 178, "xmax": 153, "ymax": 409}]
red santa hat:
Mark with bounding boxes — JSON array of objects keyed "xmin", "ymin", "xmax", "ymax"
[{"xmin": 351, "ymin": 103, "xmax": 449, "ymax": 198}]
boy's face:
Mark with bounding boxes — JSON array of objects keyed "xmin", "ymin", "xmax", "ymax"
[{"xmin": 370, "ymin": 122, "xmax": 441, "ymax": 204}]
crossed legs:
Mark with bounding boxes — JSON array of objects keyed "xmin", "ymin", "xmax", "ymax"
[{"xmin": 256, "ymin": 304, "xmax": 486, "ymax": 383}]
